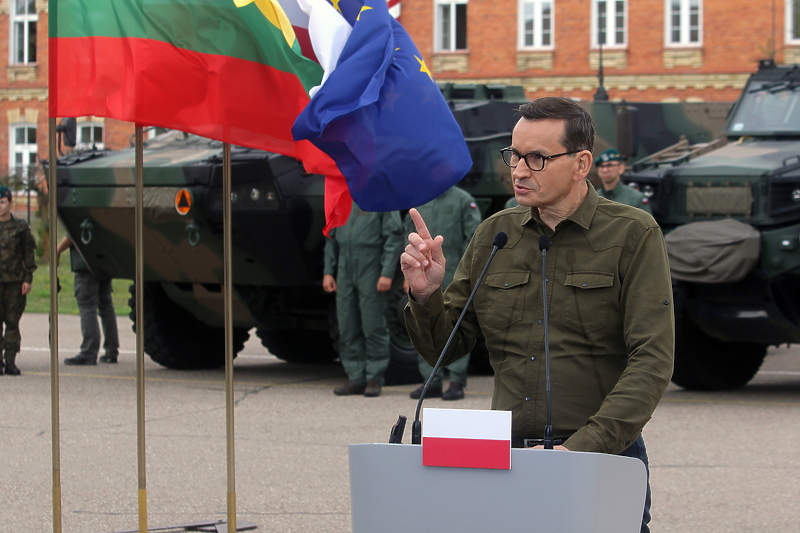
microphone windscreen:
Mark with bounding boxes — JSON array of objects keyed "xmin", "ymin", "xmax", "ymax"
[
  {"xmin": 538, "ymin": 234, "xmax": 552, "ymax": 251},
  {"xmin": 493, "ymin": 232, "xmax": 509, "ymax": 249}
]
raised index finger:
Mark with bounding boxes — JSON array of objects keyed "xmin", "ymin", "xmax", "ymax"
[{"xmin": 408, "ymin": 208, "xmax": 433, "ymax": 240}]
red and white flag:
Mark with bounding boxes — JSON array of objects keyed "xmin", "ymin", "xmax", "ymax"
[{"xmin": 422, "ymin": 408, "xmax": 512, "ymax": 470}]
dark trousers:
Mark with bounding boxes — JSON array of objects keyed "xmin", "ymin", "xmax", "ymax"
[
  {"xmin": 620, "ymin": 435, "xmax": 651, "ymax": 533},
  {"xmin": 0, "ymin": 281, "xmax": 26, "ymax": 355},
  {"xmin": 74, "ymin": 272, "xmax": 119, "ymax": 360}
]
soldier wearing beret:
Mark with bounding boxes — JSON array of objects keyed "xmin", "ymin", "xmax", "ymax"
[
  {"xmin": 0, "ymin": 186, "xmax": 37, "ymax": 375},
  {"xmin": 595, "ymin": 148, "xmax": 652, "ymax": 214}
]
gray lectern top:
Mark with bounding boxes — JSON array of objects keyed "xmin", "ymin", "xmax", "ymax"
[{"xmin": 349, "ymin": 443, "xmax": 646, "ymax": 533}]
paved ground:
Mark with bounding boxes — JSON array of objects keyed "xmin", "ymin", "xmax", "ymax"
[{"xmin": 1, "ymin": 312, "xmax": 799, "ymax": 532}]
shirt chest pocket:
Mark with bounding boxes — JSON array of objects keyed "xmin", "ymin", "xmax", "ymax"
[
  {"xmin": 478, "ymin": 271, "xmax": 530, "ymax": 330},
  {"xmin": 561, "ymin": 272, "xmax": 615, "ymax": 334}
]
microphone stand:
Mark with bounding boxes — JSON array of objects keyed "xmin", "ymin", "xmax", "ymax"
[
  {"xmin": 407, "ymin": 232, "xmax": 509, "ymax": 445},
  {"xmin": 539, "ymin": 234, "xmax": 554, "ymax": 449}
]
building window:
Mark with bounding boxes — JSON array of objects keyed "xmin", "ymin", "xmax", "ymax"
[
  {"xmin": 667, "ymin": 0, "xmax": 701, "ymax": 46},
  {"xmin": 77, "ymin": 123, "xmax": 105, "ymax": 150},
  {"xmin": 11, "ymin": 0, "xmax": 37, "ymax": 65},
  {"xmin": 436, "ymin": 0, "xmax": 468, "ymax": 51},
  {"xmin": 520, "ymin": 0, "xmax": 554, "ymax": 49},
  {"xmin": 10, "ymin": 125, "xmax": 37, "ymax": 184},
  {"xmin": 788, "ymin": 0, "xmax": 800, "ymax": 42},
  {"xmin": 593, "ymin": 0, "xmax": 626, "ymax": 47}
]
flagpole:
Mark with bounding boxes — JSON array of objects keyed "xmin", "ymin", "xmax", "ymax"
[
  {"xmin": 48, "ymin": 117, "xmax": 63, "ymax": 533},
  {"xmin": 222, "ymin": 142, "xmax": 237, "ymax": 532},
  {"xmin": 134, "ymin": 125, "xmax": 148, "ymax": 533}
]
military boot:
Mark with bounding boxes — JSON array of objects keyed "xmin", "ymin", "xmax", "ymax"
[
  {"xmin": 4, "ymin": 352, "xmax": 21, "ymax": 376},
  {"xmin": 0, "ymin": 356, "xmax": 4, "ymax": 376}
]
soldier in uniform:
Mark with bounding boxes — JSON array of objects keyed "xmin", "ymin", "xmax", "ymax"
[
  {"xmin": 405, "ymin": 187, "xmax": 482, "ymax": 400},
  {"xmin": 323, "ymin": 203, "xmax": 403, "ymax": 397},
  {"xmin": 0, "ymin": 186, "xmax": 37, "ymax": 375},
  {"xmin": 595, "ymin": 148, "xmax": 652, "ymax": 213}
]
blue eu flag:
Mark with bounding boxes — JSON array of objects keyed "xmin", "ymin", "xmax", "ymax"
[{"xmin": 291, "ymin": 0, "xmax": 472, "ymax": 212}]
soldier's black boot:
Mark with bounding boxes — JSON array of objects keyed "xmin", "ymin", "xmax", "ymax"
[
  {"xmin": 4, "ymin": 353, "xmax": 21, "ymax": 376},
  {"xmin": 0, "ymin": 358, "xmax": 4, "ymax": 376}
]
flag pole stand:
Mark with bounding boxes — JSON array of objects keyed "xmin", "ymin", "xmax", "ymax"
[{"xmin": 102, "ymin": 518, "xmax": 257, "ymax": 533}]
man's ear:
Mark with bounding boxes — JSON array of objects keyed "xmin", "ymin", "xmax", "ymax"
[{"xmin": 573, "ymin": 150, "xmax": 593, "ymax": 180}]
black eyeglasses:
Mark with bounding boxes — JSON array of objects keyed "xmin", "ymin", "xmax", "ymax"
[{"xmin": 499, "ymin": 147, "xmax": 581, "ymax": 171}]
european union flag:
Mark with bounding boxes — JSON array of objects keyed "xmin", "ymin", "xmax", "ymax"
[{"xmin": 291, "ymin": 0, "xmax": 472, "ymax": 212}]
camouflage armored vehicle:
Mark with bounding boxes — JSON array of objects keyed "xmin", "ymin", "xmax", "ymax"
[
  {"xmin": 624, "ymin": 60, "xmax": 800, "ymax": 390},
  {"xmin": 53, "ymin": 85, "xmax": 728, "ymax": 383}
]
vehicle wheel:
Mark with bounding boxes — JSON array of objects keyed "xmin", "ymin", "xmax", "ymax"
[
  {"xmin": 467, "ymin": 335, "xmax": 493, "ymax": 376},
  {"xmin": 256, "ymin": 327, "xmax": 338, "ymax": 364},
  {"xmin": 671, "ymin": 281, "xmax": 767, "ymax": 391},
  {"xmin": 128, "ymin": 283, "xmax": 250, "ymax": 370},
  {"xmin": 385, "ymin": 339, "xmax": 423, "ymax": 385}
]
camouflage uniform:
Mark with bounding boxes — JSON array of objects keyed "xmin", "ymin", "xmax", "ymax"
[{"xmin": 0, "ymin": 214, "xmax": 37, "ymax": 374}]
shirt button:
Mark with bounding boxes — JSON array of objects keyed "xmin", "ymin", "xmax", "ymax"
[
  {"xmin": 504, "ymin": 283, "xmax": 509, "ymax": 287},
  {"xmin": 537, "ymin": 319, "xmax": 542, "ymax": 324},
  {"xmin": 582, "ymin": 283, "xmax": 588, "ymax": 287},
  {"xmin": 525, "ymin": 397, "xmax": 531, "ymax": 401},
  {"xmin": 530, "ymin": 356, "xmax": 535, "ymax": 361}
]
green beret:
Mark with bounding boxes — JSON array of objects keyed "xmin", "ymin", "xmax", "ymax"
[{"xmin": 596, "ymin": 148, "xmax": 623, "ymax": 166}]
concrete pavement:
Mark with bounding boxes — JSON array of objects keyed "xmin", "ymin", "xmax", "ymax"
[{"xmin": 1, "ymin": 312, "xmax": 799, "ymax": 532}]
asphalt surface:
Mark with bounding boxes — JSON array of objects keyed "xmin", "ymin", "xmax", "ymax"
[{"xmin": 2, "ymin": 312, "xmax": 800, "ymax": 532}]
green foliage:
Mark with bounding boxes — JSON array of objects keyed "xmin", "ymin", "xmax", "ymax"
[{"xmin": 28, "ymin": 261, "xmax": 131, "ymax": 316}]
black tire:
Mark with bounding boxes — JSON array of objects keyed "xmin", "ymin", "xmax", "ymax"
[
  {"xmin": 385, "ymin": 339, "xmax": 423, "ymax": 385},
  {"xmin": 672, "ymin": 282, "xmax": 767, "ymax": 391},
  {"xmin": 256, "ymin": 327, "xmax": 338, "ymax": 364},
  {"xmin": 467, "ymin": 335, "xmax": 494, "ymax": 375},
  {"xmin": 128, "ymin": 283, "xmax": 250, "ymax": 370}
]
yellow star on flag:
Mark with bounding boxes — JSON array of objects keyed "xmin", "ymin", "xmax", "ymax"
[
  {"xmin": 416, "ymin": 55, "xmax": 433, "ymax": 81},
  {"xmin": 357, "ymin": 5, "xmax": 373, "ymax": 20}
]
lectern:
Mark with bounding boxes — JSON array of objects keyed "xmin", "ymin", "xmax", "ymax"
[{"xmin": 349, "ymin": 443, "xmax": 646, "ymax": 533}]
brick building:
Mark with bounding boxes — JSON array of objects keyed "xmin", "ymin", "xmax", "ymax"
[
  {"xmin": 0, "ymin": 0, "xmax": 132, "ymax": 187},
  {"xmin": 1, "ymin": 0, "xmax": 799, "ymax": 180},
  {"xmin": 401, "ymin": 0, "xmax": 800, "ymax": 102}
]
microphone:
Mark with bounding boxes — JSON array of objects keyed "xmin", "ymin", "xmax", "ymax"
[
  {"xmin": 408, "ymin": 231, "xmax": 509, "ymax": 445},
  {"xmin": 538, "ymin": 234, "xmax": 554, "ymax": 449}
]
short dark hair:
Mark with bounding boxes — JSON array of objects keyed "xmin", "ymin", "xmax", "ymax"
[{"xmin": 516, "ymin": 97, "xmax": 595, "ymax": 154}]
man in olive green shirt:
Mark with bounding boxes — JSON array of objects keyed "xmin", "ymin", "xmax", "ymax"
[
  {"xmin": 401, "ymin": 98, "xmax": 673, "ymax": 533},
  {"xmin": 595, "ymin": 147, "xmax": 652, "ymax": 214}
]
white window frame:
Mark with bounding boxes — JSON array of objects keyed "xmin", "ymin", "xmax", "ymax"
[
  {"xmin": 76, "ymin": 123, "xmax": 105, "ymax": 150},
  {"xmin": 10, "ymin": 0, "xmax": 38, "ymax": 65},
  {"xmin": 9, "ymin": 124, "xmax": 38, "ymax": 184},
  {"xmin": 591, "ymin": 0, "xmax": 627, "ymax": 49},
  {"xmin": 519, "ymin": 0, "xmax": 555, "ymax": 50},
  {"xmin": 786, "ymin": 0, "xmax": 800, "ymax": 44},
  {"xmin": 435, "ymin": 0, "xmax": 468, "ymax": 52},
  {"xmin": 665, "ymin": 0, "xmax": 702, "ymax": 47}
]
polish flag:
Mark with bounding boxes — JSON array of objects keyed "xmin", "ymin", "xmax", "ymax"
[{"xmin": 422, "ymin": 408, "xmax": 512, "ymax": 470}]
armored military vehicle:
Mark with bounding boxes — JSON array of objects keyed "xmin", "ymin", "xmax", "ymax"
[
  {"xmin": 625, "ymin": 60, "xmax": 800, "ymax": 390},
  {"xmin": 53, "ymin": 85, "xmax": 728, "ymax": 383}
]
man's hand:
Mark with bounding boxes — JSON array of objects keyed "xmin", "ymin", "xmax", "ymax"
[
  {"xmin": 376, "ymin": 276, "xmax": 392, "ymax": 292},
  {"xmin": 322, "ymin": 274, "xmax": 337, "ymax": 293},
  {"xmin": 400, "ymin": 208, "xmax": 446, "ymax": 304},
  {"xmin": 21, "ymin": 282, "xmax": 31, "ymax": 296}
]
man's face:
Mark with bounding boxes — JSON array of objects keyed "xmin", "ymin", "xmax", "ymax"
[
  {"xmin": 596, "ymin": 161, "xmax": 626, "ymax": 188},
  {"xmin": 510, "ymin": 118, "xmax": 583, "ymax": 209},
  {"xmin": 0, "ymin": 197, "xmax": 11, "ymax": 219}
]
